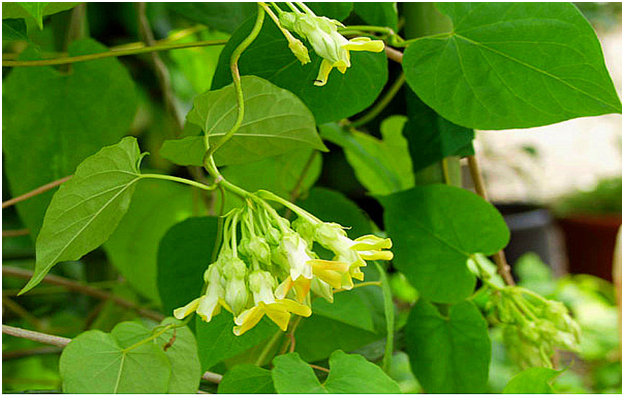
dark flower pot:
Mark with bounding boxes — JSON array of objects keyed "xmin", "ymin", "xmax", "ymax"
[{"xmin": 556, "ymin": 213, "xmax": 622, "ymax": 281}]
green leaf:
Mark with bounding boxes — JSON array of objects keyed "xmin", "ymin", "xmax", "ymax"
[
  {"xmin": 2, "ymin": 3, "xmax": 80, "ymax": 28},
  {"xmin": 166, "ymin": 3, "xmax": 256, "ymax": 34},
  {"xmin": 103, "ymin": 179, "xmax": 194, "ymax": 303},
  {"xmin": 211, "ymin": 17, "xmax": 388, "ymax": 124},
  {"xmin": 402, "ymin": 2, "xmax": 622, "ymax": 130},
  {"xmin": 272, "ymin": 351, "xmax": 401, "ymax": 393},
  {"xmin": 312, "ymin": 291, "xmax": 375, "ymax": 332},
  {"xmin": 218, "ymin": 364, "xmax": 275, "ymax": 394},
  {"xmin": 3, "ymin": 19, "xmax": 28, "ymax": 42},
  {"xmin": 222, "ymin": 148, "xmax": 322, "ymax": 203},
  {"xmin": 375, "ymin": 262, "xmax": 395, "ymax": 373},
  {"xmin": 3, "ymin": 39, "xmax": 138, "ymax": 241},
  {"xmin": 112, "ymin": 319, "xmax": 202, "ymax": 394},
  {"xmin": 405, "ymin": 300, "xmax": 490, "ymax": 393},
  {"xmin": 157, "ymin": 217, "xmax": 219, "ymax": 318},
  {"xmin": 162, "ymin": 76, "xmax": 326, "ymax": 166},
  {"xmin": 20, "ymin": 137, "xmax": 145, "ymax": 295},
  {"xmin": 272, "ymin": 352, "xmax": 326, "ymax": 394},
  {"xmin": 308, "ymin": 2, "xmax": 353, "ymax": 21},
  {"xmin": 503, "ymin": 367, "xmax": 561, "ymax": 393},
  {"xmin": 196, "ymin": 312, "xmax": 277, "ymax": 371},
  {"xmin": 353, "ymin": 3, "xmax": 398, "ymax": 30},
  {"xmin": 380, "ymin": 184, "xmax": 509, "ymax": 303},
  {"xmin": 404, "ymin": 88, "xmax": 474, "ymax": 173},
  {"xmin": 320, "ymin": 116, "xmax": 414, "ymax": 195},
  {"xmin": 59, "ymin": 325, "xmax": 171, "ymax": 393}
]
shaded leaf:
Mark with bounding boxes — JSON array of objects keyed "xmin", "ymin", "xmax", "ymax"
[
  {"xmin": 403, "ymin": 2, "xmax": 621, "ymax": 130},
  {"xmin": 3, "ymin": 19, "xmax": 28, "ymax": 42},
  {"xmin": 212, "ymin": 17, "xmax": 388, "ymax": 124},
  {"xmin": 308, "ymin": 2, "xmax": 353, "ymax": 21},
  {"xmin": 21, "ymin": 137, "xmax": 145, "ymax": 295},
  {"xmin": 3, "ymin": 39, "xmax": 138, "ymax": 240},
  {"xmin": 104, "ymin": 179, "xmax": 195, "ymax": 303},
  {"xmin": 166, "ymin": 3, "xmax": 256, "ymax": 34},
  {"xmin": 218, "ymin": 364, "xmax": 275, "ymax": 394},
  {"xmin": 353, "ymin": 3, "xmax": 398, "ymax": 30},
  {"xmin": 381, "ymin": 184, "xmax": 509, "ymax": 303},
  {"xmin": 405, "ymin": 300, "xmax": 490, "ymax": 393}
]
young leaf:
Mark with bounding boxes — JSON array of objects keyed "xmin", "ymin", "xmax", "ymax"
[
  {"xmin": 320, "ymin": 116, "xmax": 415, "ymax": 196},
  {"xmin": 20, "ymin": 137, "xmax": 146, "ymax": 295},
  {"xmin": 381, "ymin": 184, "xmax": 509, "ymax": 303},
  {"xmin": 405, "ymin": 300, "xmax": 491, "ymax": 393},
  {"xmin": 104, "ymin": 179, "xmax": 195, "ymax": 303},
  {"xmin": 503, "ymin": 367, "xmax": 561, "ymax": 393},
  {"xmin": 218, "ymin": 364, "xmax": 275, "ymax": 394},
  {"xmin": 157, "ymin": 217, "xmax": 219, "ymax": 317},
  {"xmin": 353, "ymin": 3, "xmax": 398, "ymax": 31},
  {"xmin": 403, "ymin": 2, "xmax": 622, "ymax": 130},
  {"xmin": 272, "ymin": 351, "xmax": 401, "ymax": 393},
  {"xmin": 162, "ymin": 76, "xmax": 326, "ymax": 166},
  {"xmin": 211, "ymin": 18, "xmax": 388, "ymax": 124},
  {"xmin": 59, "ymin": 325, "xmax": 171, "ymax": 393},
  {"xmin": 112, "ymin": 319, "xmax": 202, "ymax": 394},
  {"xmin": 3, "ymin": 39, "xmax": 138, "ymax": 240}
]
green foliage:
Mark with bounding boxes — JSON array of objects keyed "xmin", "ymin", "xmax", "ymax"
[
  {"xmin": 381, "ymin": 184, "xmax": 509, "ymax": 303},
  {"xmin": 320, "ymin": 116, "xmax": 414, "ymax": 196},
  {"xmin": 272, "ymin": 351, "xmax": 401, "ymax": 393},
  {"xmin": 553, "ymin": 176, "xmax": 622, "ymax": 216},
  {"xmin": 2, "ymin": 2, "xmax": 79, "ymax": 29},
  {"xmin": 354, "ymin": 3, "xmax": 398, "ymax": 31},
  {"xmin": 403, "ymin": 2, "xmax": 622, "ymax": 130},
  {"xmin": 211, "ymin": 17, "xmax": 388, "ymax": 124},
  {"xmin": 3, "ymin": 19, "xmax": 28, "ymax": 42},
  {"xmin": 166, "ymin": 3, "xmax": 256, "ymax": 34},
  {"xmin": 3, "ymin": 39, "xmax": 138, "ymax": 241},
  {"xmin": 503, "ymin": 367, "xmax": 560, "ymax": 393},
  {"xmin": 21, "ymin": 137, "xmax": 145, "ymax": 294},
  {"xmin": 104, "ymin": 179, "xmax": 195, "ymax": 302},
  {"xmin": 405, "ymin": 300, "xmax": 491, "ymax": 393},
  {"xmin": 161, "ymin": 76, "xmax": 326, "ymax": 166},
  {"xmin": 218, "ymin": 364, "xmax": 275, "ymax": 394}
]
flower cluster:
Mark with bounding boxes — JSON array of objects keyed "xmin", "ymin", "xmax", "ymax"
[
  {"xmin": 262, "ymin": 2, "xmax": 384, "ymax": 86},
  {"xmin": 174, "ymin": 191, "xmax": 393, "ymax": 335},
  {"xmin": 489, "ymin": 286, "xmax": 581, "ymax": 368}
]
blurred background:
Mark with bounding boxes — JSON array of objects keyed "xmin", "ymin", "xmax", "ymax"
[{"xmin": 2, "ymin": 2, "xmax": 622, "ymax": 393}]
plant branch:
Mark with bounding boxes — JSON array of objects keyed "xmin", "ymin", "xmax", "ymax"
[
  {"xmin": 467, "ymin": 155, "xmax": 516, "ymax": 286},
  {"xmin": 201, "ymin": 371, "xmax": 223, "ymax": 384},
  {"xmin": 2, "ymin": 176, "xmax": 72, "ymax": 209},
  {"xmin": 3, "ymin": 266, "xmax": 165, "ymax": 321},
  {"xmin": 3, "ymin": 229, "xmax": 30, "ymax": 238},
  {"xmin": 2, "ymin": 325, "xmax": 70, "ymax": 347},
  {"xmin": 352, "ymin": 72, "xmax": 406, "ymax": 128},
  {"xmin": 385, "ymin": 47, "xmax": 403, "ymax": 63},
  {"xmin": 3, "ymin": 40, "xmax": 228, "ymax": 67}
]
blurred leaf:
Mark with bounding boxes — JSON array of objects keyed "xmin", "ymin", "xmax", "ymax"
[
  {"xmin": 104, "ymin": 178, "xmax": 195, "ymax": 303},
  {"xmin": 161, "ymin": 76, "xmax": 326, "ymax": 166},
  {"xmin": 272, "ymin": 350, "xmax": 401, "ymax": 393},
  {"xmin": 405, "ymin": 299, "xmax": 490, "ymax": 393},
  {"xmin": 2, "ymin": 2, "xmax": 80, "ymax": 20},
  {"xmin": 3, "ymin": 19, "xmax": 28, "ymax": 42},
  {"xmin": 515, "ymin": 252, "xmax": 556, "ymax": 296},
  {"xmin": 157, "ymin": 217, "xmax": 218, "ymax": 318},
  {"xmin": 320, "ymin": 116, "xmax": 414, "ymax": 195},
  {"xmin": 3, "ymin": 39, "xmax": 137, "ymax": 241},
  {"xmin": 13, "ymin": 2, "xmax": 48, "ymax": 29},
  {"xmin": 20, "ymin": 137, "xmax": 144, "ymax": 295},
  {"xmin": 212, "ymin": 17, "xmax": 388, "ymax": 124},
  {"xmin": 404, "ymin": 89, "xmax": 474, "ymax": 173},
  {"xmin": 59, "ymin": 323, "xmax": 171, "ymax": 393},
  {"xmin": 112, "ymin": 319, "xmax": 202, "ymax": 394},
  {"xmin": 353, "ymin": 3, "xmax": 398, "ymax": 30},
  {"xmin": 218, "ymin": 364, "xmax": 275, "ymax": 394},
  {"xmin": 166, "ymin": 3, "xmax": 256, "ymax": 34},
  {"xmin": 403, "ymin": 2, "xmax": 622, "ymax": 130},
  {"xmin": 307, "ymin": 2, "xmax": 353, "ymax": 20},
  {"xmin": 503, "ymin": 367, "xmax": 560, "ymax": 393},
  {"xmin": 381, "ymin": 184, "xmax": 509, "ymax": 303}
]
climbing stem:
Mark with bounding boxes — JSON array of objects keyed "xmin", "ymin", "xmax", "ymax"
[
  {"xmin": 141, "ymin": 174, "xmax": 217, "ymax": 192},
  {"xmin": 352, "ymin": 73, "xmax": 406, "ymax": 128}
]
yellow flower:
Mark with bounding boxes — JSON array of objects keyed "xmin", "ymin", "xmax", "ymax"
[
  {"xmin": 173, "ymin": 265, "xmax": 231, "ymax": 322},
  {"xmin": 275, "ymin": 275, "xmax": 312, "ymax": 302},
  {"xmin": 351, "ymin": 234, "xmax": 394, "ymax": 261},
  {"xmin": 233, "ymin": 270, "xmax": 311, "ymax": 335},
  {"xmin": 314, "ymin": 37, "xmax": 385, "ymax": 86}
]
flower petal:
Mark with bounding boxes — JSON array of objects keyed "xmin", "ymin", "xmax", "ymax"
[
  {"xmin": 173, "ymin": 298, "xmax": 200, "ymax": 320},
  {"xmin": 314, "ymin": 59, "xmax": 334, "ymax": 87},
  {"xmin": 276, "ymin": 299, "xmax": 313, "ymax": 317},
  {"xmin": 233, "ymin": 306, "xmax": 265, "ymax": 336},
  {"xmin": 343, "ymin": 37, "xmax": 385, "ymax": 52}
]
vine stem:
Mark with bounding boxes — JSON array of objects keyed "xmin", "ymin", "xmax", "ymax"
[
  {"xmin": 255, "ymin": 330, "xmax": 283, "ymax": 366},
  {"xmin": 385, "ymin": 47, "xmax": 404, "ymax": 63},
  {"xmin": 3, "ymin": 266, "xmax": 165, "ymax": 322},
  {"xmin": 2, "ymin": 324, "xmax": 223, "ymax": 383},
  {"xmin": 2, "ymin": 40, "xmax": 228, "ymax": 67},
  {"xmin": 467, "ymin": 155, "xmax": 516, "ymax": 286},
  {"xmin": 2, "ymin": 175, "xmax": 72, "ymax": 209},
  {"xmin": 352, "ymin": 72, "xmax": 406, "ymax": 128}
]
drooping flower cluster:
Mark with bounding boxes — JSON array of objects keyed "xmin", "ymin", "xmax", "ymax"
[
  {"xmin": 489, "ymin": 286, "xmax": 581, "ymax": 368},
  {"xmin": 262, "ymin": 2, "xmax": 385, "ymax": 86},
  {"xmin": 174, "ymin": 191, "xmax": 393, "ymax": 335}
]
